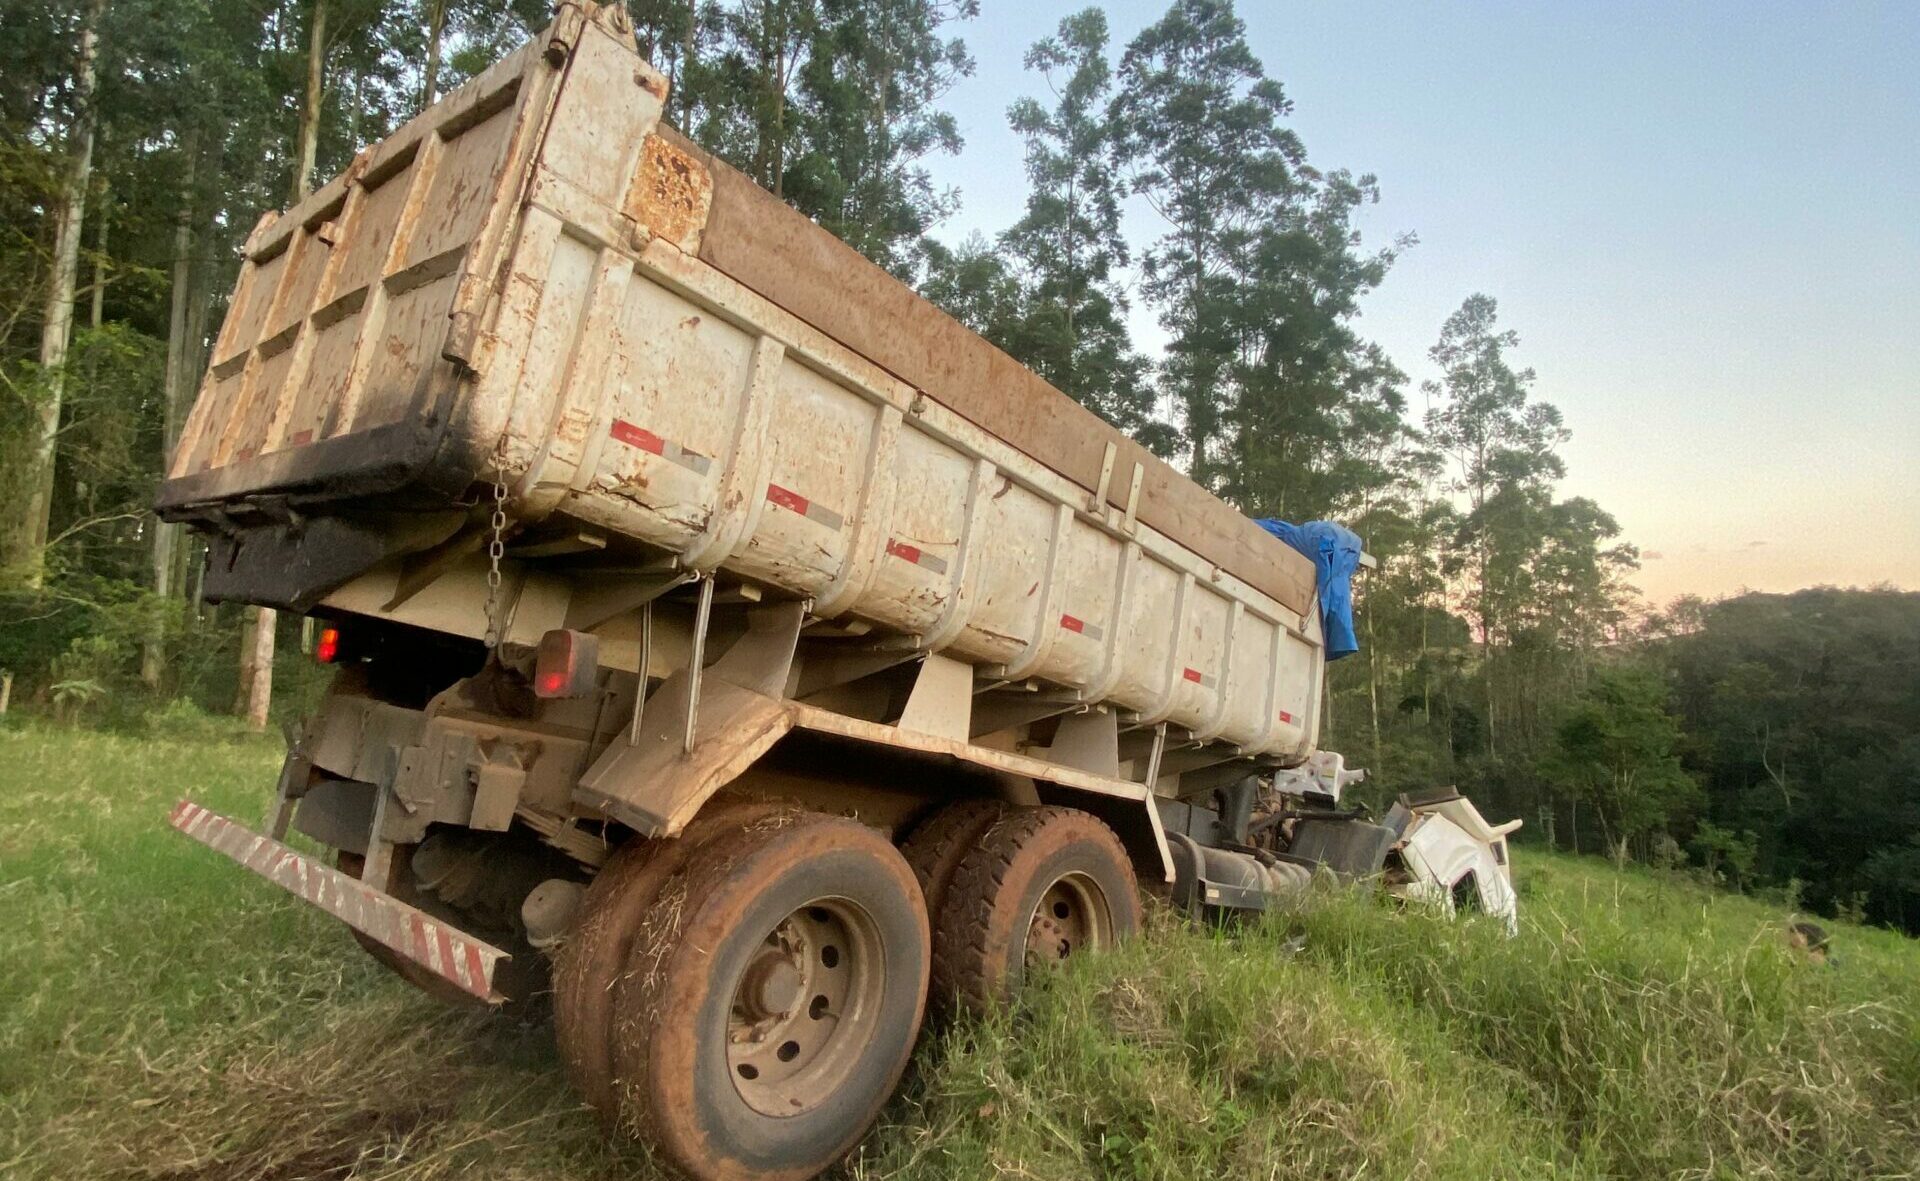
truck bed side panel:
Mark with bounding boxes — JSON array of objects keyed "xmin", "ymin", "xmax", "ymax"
[
  {"xmin": 680, "ymin": 132, "xmax": 1316, "ymax": 620},
  {"xmin": 158, "ymin": 6, "xmax": 1326, "ymax": 759}
]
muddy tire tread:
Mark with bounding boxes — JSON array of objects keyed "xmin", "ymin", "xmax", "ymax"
[
  {"xmin": 899, "ymin": 797, "xmax": 1005, "ymax": 925},
  {"xmin": 552, "ymin": 799, "xmax": 786, "ymax": 1118},
  {"xmin": 609, "ymin": 809, "xmax": 809, "ymax": 1144},
  {"xmin": 609, "ymin": 810, "xmax": 928, "ymax": 1181},
  {"xmin": 931, "ymin": 805, "xmax": 1138, "ymax": 1015}
]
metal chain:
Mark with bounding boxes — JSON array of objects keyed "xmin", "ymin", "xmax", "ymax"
[{"xmin": 481, "ymin": 468, "xmax": 509, "ymax": 650}]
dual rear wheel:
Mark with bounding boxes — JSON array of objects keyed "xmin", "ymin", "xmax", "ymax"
[
  {"xmin": 551, "ymin": 800, "xmax": 1139, "ymax": 1181},
  {"xmin": 908, "ymin": 801, "xmax": 1143, "ymax": 1015},
  {"xmin": 555, "ymin": 808, "xmax": 926, "ymax": 1181}
]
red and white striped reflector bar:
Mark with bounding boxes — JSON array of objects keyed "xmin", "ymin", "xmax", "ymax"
[
  {"xmin": 167, "ymin": 800, "xmax": 510, "ymax": 1003},
  {"xmin": 1058, "ymin": 612, "xmax": 1104, "ymax": 642},
  {"xmin": 609, "ymin": 419, "xmax": 712, "ymax": 475},
  {"xmin": 885, "ymin": 537, "xmax": 949, "ymax": 574},
  {"xmin": 766, "ymin": 482, "xmax": 844, "ymax": 530},
  {"xmin": 1181, "ymin": 666, "xmax": 1217, "ymax": 689}
]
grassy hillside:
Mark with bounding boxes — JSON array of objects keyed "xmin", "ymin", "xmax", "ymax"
[{"xmin": 1, "ymin": 723, "xmax": 1915, "ymax": 1180}]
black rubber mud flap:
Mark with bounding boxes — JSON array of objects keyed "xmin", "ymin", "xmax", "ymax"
[{"xmin": 202, "ymin": 509, "xmax": 467, "ymax": 611}]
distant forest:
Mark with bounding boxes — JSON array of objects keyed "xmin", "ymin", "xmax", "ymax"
[{"xmin": 0, "ymin": 0, "xmax": 1913, "ymax": 930}]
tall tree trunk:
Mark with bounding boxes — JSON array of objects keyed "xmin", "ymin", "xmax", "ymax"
[
  {"xmin": 8, "ymin": 0, "xmax": 106, "ymax": 586},
  {"xmin": 292, "ymin": 0, "xmax": 328, "ymax": 205},
  {"xmin": 1471, "ymin": 470, "xmax": 1497, "ymax": 760},
  {"xmin": 771, "ymin": 27, "xmax": 791, "ymax": 199},
  {"xmin": 1062, "ymin": 172, "xmax": 1078, "ymax": 391},
  {"xmin": 1478, "ymin": 547, "xmax": 1497, "ymax": 759},
  {"xmin": 1419, "ymin": 589, "xmax": 1431, "ymax": 725},
  {"xmin": 89, "ymin": 191, "xmax": 109, "ymax": 329},
  {"xmin": 1483, "ymin": 633, "xmax": 1498, "ymax": 758},
  {"xmin": 145, "ymin": 148, "xmax": 200, "ymax": 687},
  {"xmin": 1181, "ymin": 231, "xmax": 1209, "ymax": 487},
  {"xmin": 673, "ymin": 1, "xmax": 699, "ymax": 126},
  {"xmin": 1365, "ymin": 589, "xmax": 1382, "ymax": 772},
  {"xmin": 421, "ymin": 0, "xmax": 447, "ymax": 109},
  {"xmin": 172, "ymin": 280, "xmax": 210, "ymax": 604},
  {"xmin": 241, "ymin": 0, "xmax": 328, "ymax": 730},
  {"xmin": 235, "ymin": 607, "xmax": 277, "ymax": 728}
]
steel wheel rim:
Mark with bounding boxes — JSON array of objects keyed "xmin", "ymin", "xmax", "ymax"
[
  {"xmin": 726, "ymin": 896, "xmax": 886, "ymax": 1118},
  {"xmin": 1025, "ymin": 871, "xmax": 1112, "ymax": 968}
]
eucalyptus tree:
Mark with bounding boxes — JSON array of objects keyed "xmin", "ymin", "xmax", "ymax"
[
  {"xmin": 702, "ymin": 0, "xmax": 821, "ymax": 198},
  {"xmin": 920, "ymin": 233, "xmax": 1026, "ymax": 352},
  {"xmin": 630, "ymin": 0, "xmax": 717, "ymax": 129},
  {"xmin": 1114, "ymin": 0, "xmax": 1308, "ymax": 487},
  {"xmin": 789, "ymin": 0, "xmax": 977, "ymax": 278},
  {"xmin": 1422, "ymin": 293, "xmax": 1571, "ymax": 754},
  {"xmin": 1116, "ymin": 0, "xmax": 1408, "ymax": 509},
  {"xmin": 997, "ymin": 8, "xmax": 1164, "ymax": 451}
]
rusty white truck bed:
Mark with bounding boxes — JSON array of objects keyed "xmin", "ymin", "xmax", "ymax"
[{"xmin": 157, "ymin": 2, "xmax": 1327, "ymax": 760}]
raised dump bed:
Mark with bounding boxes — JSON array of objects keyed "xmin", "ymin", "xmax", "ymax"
[{"xmin": 157, "ymin": 0, "xmax": 1324, "ymax": 761}]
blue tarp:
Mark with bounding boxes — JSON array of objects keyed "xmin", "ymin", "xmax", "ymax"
[{"xmin": 1255, "ymin": 519, "xmax": 1362, "ymax": 661}]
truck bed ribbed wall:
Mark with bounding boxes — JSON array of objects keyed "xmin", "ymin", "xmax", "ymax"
[{"xmin": 156, "ymin": 3, "xmax": 1327, "ymax": 762}]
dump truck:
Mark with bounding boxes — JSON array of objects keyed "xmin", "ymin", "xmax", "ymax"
[{"xmin": 157, "ymin": 6, "xmax": 1519, "ymax": 1178}]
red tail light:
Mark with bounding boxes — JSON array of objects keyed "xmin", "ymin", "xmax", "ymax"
[
  {"xmin": 534, "ymin": 628, "xmax": 600, "ymax": 698},
  {"xmin": 315, "ymin": 626, "xmax": 341, "ymax": 664}
]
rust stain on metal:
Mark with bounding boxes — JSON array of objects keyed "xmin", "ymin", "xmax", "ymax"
[{"xmin": 625, "ymin": 134, "xmax": 712, "ymax": 254}]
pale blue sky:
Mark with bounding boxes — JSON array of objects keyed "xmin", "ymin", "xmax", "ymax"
[{"xmin": 922, "ymin": 1, "xmax": 1920, "ymax": 605}]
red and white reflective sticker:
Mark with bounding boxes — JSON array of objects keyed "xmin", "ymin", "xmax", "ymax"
[
  {"xmin": 609, "ymin": 419, "xmax": 712, "ymax": 475},
  {"xmin": 766, "ymin": 483, "xmax": 844, "ymax": 531},
  {"xmin": 1277, "ymin": 709, "xmax": 1295, "ymax": 725},
  {"xmin": 885, "ymin": 538, "xmax": 948, "ymax": 574},
  {"xmin": 167, "ymin": 799, "xmax": 509, "ymax": 1003},
  {"xmin": 1058, "ymin": 613, "xmax": 1104, "ymax": 642},
  {"xmin": 1182, "ymin": 666, "xmax": 1216, "ymax": 689}
]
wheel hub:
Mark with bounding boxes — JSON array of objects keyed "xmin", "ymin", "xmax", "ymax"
[
  {"xmin": 726, "ymin": 900, "xmax": 885, "ymax": 1117},
  {"xmin": 1024, "ymin": 872, "xmax": 1112, "ymax": 969},
  {"xmin": 741, "ymin": 949, "xmax": 803, "ymax": 1019}
]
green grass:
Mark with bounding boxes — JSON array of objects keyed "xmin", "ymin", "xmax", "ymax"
[{"xmin": 2, "ymin": 723, "xmax": 1915, "ymax": 1180}]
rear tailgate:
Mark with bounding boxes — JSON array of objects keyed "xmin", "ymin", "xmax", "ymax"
[{"xmin": 156, "ymin": 7, "xmax": 587, "ymax": 518}]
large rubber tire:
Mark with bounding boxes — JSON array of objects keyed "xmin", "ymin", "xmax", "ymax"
[
  {"xmin": 610, "ymin": 812, "xmax": 929, "ymax": 1181},
  {"xmin": 552, "ymin": 800, "xmax": 786, "ymax": 1119},
  {"xmin": 899, "ymin": 797, "xmax": 1005, "ymax": 927},
  {"xmin": 932, "ymin": 805, "xmax": 1142, "ymax": 1015}
]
